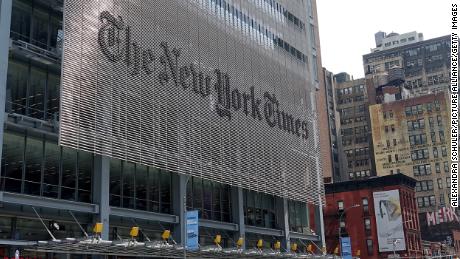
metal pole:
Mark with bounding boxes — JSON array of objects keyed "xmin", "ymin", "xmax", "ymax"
[
  {"xmin": 183, "ymin": 175, "xmax": 190, "ymax": 259},
  {"xmin": 393, "ymin": 241, "xmax": 396, "ymax": 258},
  {"xmin": 338, "ymin": 210, "xmax": 344, "ymax": 257}
]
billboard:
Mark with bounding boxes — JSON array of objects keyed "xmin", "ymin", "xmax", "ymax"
[
  {"xmin": 60, "ymin": 0, "xmax": 323, "ymax": 203},
  {"xmin": 186, "ymin": 210, "xmax": 199, "ymax": 250},
  {"xmin": 373, "ymin": 190, "xmax": 406, "ymax": 252}
]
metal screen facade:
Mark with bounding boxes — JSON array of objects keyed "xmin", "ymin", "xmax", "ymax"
[{"xmin": 60, "ymin": 0, "xmax": 323, "ymax": 204}]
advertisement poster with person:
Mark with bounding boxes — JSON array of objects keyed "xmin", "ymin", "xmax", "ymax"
[{"xmin": 373, "ymin": 190, "xmax": 406, "ymax": 252}]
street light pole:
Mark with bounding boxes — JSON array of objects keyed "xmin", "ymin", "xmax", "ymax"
[{"xmin": 338, "ymin": 204, "xmax": 360, "ymax": 256}]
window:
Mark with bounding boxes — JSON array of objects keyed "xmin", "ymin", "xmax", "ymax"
[
  {"xmin": 429, "ymin": 195, "xmax": 436, "ymax": 206},
  {"xmin": 243, "ymin": 190, "xmax": 275, "ymax": 228},
  {"xmin": 362, "ymin": 198, "xmax": 369, "ymax": 212},
  {"xmin": 433, "ymin": 147, "xmax": 439, "ymax": 158},
  {"xmin": 364, "ymin": 218, "xmax": 371, "ymax": 231},
  {"xmin": 437, "ymin": 178, "xmax": 443, "ymax": 189},
  {"xmin": 435, "ymin": 162, "xmax": 441, "ymax": 173},
  {"xmin": 441, "ymin": 146, "xmax": 447, "ymax": 157},
  {"xmin": 417, "ymin": 197, "xmax": 423, "ymax": 207},
  {"xmin": 388, "ymin": 155, "xmax": 392, "ymax": 163},
  {"xmin": 395, "ymin": 154, "xmax": 399, "ymax": 161},
  {"xmin": 444, "ymin": 161, "xmax": 449, "ymax": 172},
  {"xmin": 338, "ymin": 201, "xmax": 344, "ymax": 211},
  {"xmin": 367, "ymin": 239, "xmax": 374, "ymax": 255},
  {"xmin": 437, "ymin": 115, "xmax": 443, "ymax": 126},
  {"xmin": 447, "ymin": 177, "xmax": 451, "ymax": 188},
  {"xmin": 6, "ymin": 59, "xmax": 61, "ymax": 121},
  {"xmin": 413, "ymin": 164, "xmax": 431, "ymax": 176},
  {"xmin": 439, "ymin": 194, "xmax": 445, "ymax": 206},
  {"xmin": 393, "ymin": 139, "xmax": 397, "ymax": 146},
  {"xmin": 387, "ymin": 140, "xmax": 391, "ymax": 147},
  {"xmin": 411, "ymin": 149, "xmax": 429, "ymax": 160},
  {"xmin": 439, "ymin": 131, "xmax": 445, "ymax": 142},
  {"xmin": 431, "ymin": 132, "xmax": 436, "ymax": 143},
  {"xmin": 429, "ymin": 117, "xmax": 435, "ymax": 128},
  {"xmin": 288, "ymin": 200, "xmax": 309, "ymax": 233}
]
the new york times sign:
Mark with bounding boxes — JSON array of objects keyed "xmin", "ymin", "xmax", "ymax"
[
  {"xmin": 60, "ymin": 0, "xmax": 322, "ymax": 204},
  {"xmin": 97, "ymin": 11, "xmax": 309, "ymax": 139}
]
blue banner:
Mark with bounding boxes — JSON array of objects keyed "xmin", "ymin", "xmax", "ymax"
[
  {"xmin": 340, "ymin": 237, "xmax": 352, "ymax": 259},
  {"xmin": 186, "ymin": 210, "xmax": 199, "ymax": 250}
]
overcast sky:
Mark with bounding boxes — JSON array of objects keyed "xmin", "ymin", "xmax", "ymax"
[{"xmin": 316, "ymin": 0, "xmax": 452, "ymax": 79}]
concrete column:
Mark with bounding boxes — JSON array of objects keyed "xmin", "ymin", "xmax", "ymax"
[
  {"xmin": 231, "ymin": 186, "xmax": 245, "ymax": 249},
  {"xmin": 172, "ymin": 173, "xmax": 188, "ymax": 244},
  {"xmin": 92, "ymin": 155, "xmax": 110, "ymax": 240},
  {"xmin": 0, "ymin": 0, "xmax": 12, "ymax": 175}
]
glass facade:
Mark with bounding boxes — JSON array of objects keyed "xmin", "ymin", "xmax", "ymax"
[
  {"xmin": 10, "ymin": 0, "xmax": 62, "ymax": 51},
  {"xmin": 243, "ymin": 190, "xmax": 277, "ymax": 229},
  {"xmin": 187, "ymin": 177, "xmax": 232, "ymax": 222},
  {"xmin": 1, "ymin": 130, "xmax": 93, "ymax": 203},
  {"xmin": 109, "ymin": 160, "xmax": 172, "ymax": 214}
]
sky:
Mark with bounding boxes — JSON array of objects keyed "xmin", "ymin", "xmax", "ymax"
[{"xmin": 316, "ymin": 0, "xmax": 452, "ymax": 79}]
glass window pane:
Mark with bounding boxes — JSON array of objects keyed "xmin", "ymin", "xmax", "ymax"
[
  {"xmin": 212, "ymin": 182, "xmax": 221, "ymax": 221},
  {"xmin": 122, "ymin": 162, "xmax": 135, "ymax": 209},
  {"xmin": 61, "ymin": 147, "xmax": 76, "ymax": 200},
  {"xmin": 31, "ymin": 8, "xmax": 49, "ymax": 49},
  {"xmin": 77, "ymin": 151, "xmax": 92, "ymax": 203},
  {"xmin": 110, "ymin": 159, "xmax": 121, "ymax": 207},
  {"xmin": 29, "ymin": 67, "xmax": 46, "ymax": 119},
  {"xmin": 47, "ymin": 73, "xmax": 60, "ymax": 120},
  {"xmin": 160, "ymin": 170, "xmax": 171, "ymax": 214},
  {"xmin": 6, "ymin": 60, "xmax": 28, "ymax": 115},
  {"xmin": 10, "ymin": 0, "xmax": 31, "ymax": 42},
  {"xmin": 135, "ymin": 165, "xmax": 147, "ymax": 210},
  {"xmin": 148, "ymin": 167, "xmax": 160, "ymax": 212},
  {"xmin": 1, "ymin": 131, "xmax": 25, "ymax": 192},
  {"xmin": 49, "ymin": 16, "xmax": 62, "ymax": 49},
  {"xmin": 202, "ymin": 179, "xmax": 212, "ymax": 219},
  {"xmin": 42, "ymin": 140, "xmax": 59, "ymax": 198},
  {"xmin": 24, "ymin": 136, "xmax": 43, "ymax": 195}
]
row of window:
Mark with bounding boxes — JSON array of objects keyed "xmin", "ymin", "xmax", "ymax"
[
  {"xmin": 187, "ymin": 177, "xmax": 232, "ymax": 222},
  {"xmin": 413, "ymin": 162, "xmax": 449, "ymax": 176},
  {"xmin": 348, "ymin": 170, "xmax": 371, "ymax": 179},
  {"xmin": 386, "ymin": 138, "xmax": 398, "ymax": 147},
  {"xmin": 337, "ymin": 95, "xmax": 365, "ymax": 105},
  {"xmin": 1, "ymin": 131, "xmax": 92, "ymax": 202},
  {"xmin": 337, "ymin": 85, "xmax": 365, "ymax": 96},
  {"xmin": 411, "ymin": 148, "xmax": 430, "ymax": 160},
  {"xmin": 415, "ymin": 180, "xmax": 433, "ymax": 192},
  {"xmin": 417, "ymin": 195, "xmax": 436, "ymax": 208},
  {"xmin": 340, "ymin": 115, "xmax": 367, "ymax": 125},
  {"xmin": 407, "ymin": 118, "xmax": 425, "ymax": 131},
  {"xmin": 243, "ymin": 189, "xmax": 277, "ymax": 229},
  {"xmin": 384, "ymin": 124, "xmax": 396, "ymax": 133},
  {"xmin": 409, "ymin": 134, "xmax": 427, "ymax": 146},
  {"xmin": 109, "ymin": 160, "xmax": 172, "ymax": 214},
  {"xmin": 345, "ymin": 147, "xmax": 370, "ymax": 158},
  {"xmin": 10, "ymin": 0, "xmax": 62, "ymax": 51},
  {"xmin": 203, "ymin": 0, "xmax": 310, "ymax": 63},
  {"xmin": 432, "ymin": 146, "xmax": 448, "ymax": 158},
  {"xmin": 342, "ymin": 136, "xmax": 369, "ymax": 146},
  {"xmin": 6, "ymin": 60, "xmax": 60, "ymax": 121},
  {"xmin": 340, "ymin": 106, "xmax": 366, "ymax": 117},
  {"xmin": 405, "ymin": 101, "xmax": 441, "ymax": 116}
]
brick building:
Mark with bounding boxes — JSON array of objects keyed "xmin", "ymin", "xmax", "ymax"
[{"xmin": 324, "ymin": 174, "xmax": 422, "ymax": 259}]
